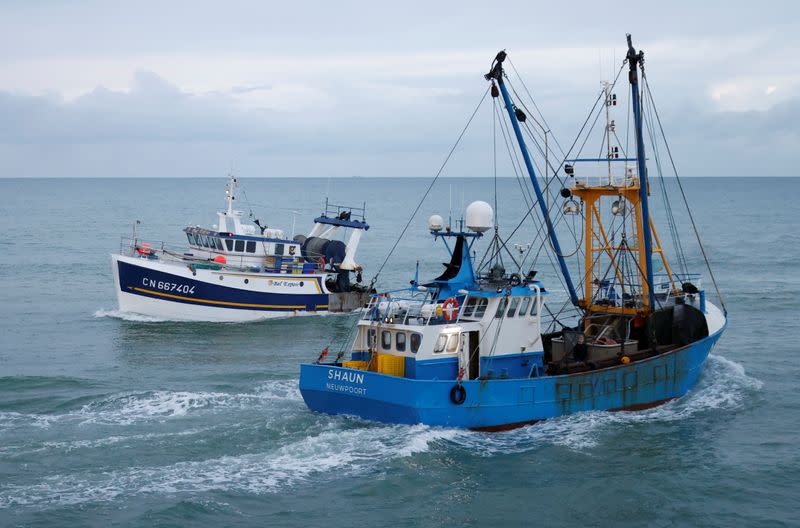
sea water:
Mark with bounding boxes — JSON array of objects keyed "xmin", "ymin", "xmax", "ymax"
[{"xmin": 0, "ymin": 177, "xmax": 797, "ymax": 527}]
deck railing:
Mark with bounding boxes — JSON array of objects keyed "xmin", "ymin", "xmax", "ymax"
[
  {"xmin": 362, "ymin": 289, "xmax": 441, "ymax": 326},
  {"xmin": 118, "ymin": 236, "xmax": 324, "ymax": 275}
]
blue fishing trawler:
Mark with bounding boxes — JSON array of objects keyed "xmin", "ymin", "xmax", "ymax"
[{"xmin": 300, "ymin": 36, "xmax": 727, "ymax": 429}]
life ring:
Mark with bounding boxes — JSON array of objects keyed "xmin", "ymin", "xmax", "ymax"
[
  {"xmin": 450, "ymin": 384, "xmax": 466, "ymax": 405},
  {"xmin": 136, "ymin": 243, "xmax": 153, "ymax": 256},
  {"xmin": 442, "ymin": 297, "xmax": 459, "ymax": 321}
]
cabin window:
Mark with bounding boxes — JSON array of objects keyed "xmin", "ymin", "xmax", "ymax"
[
  {"xmin": 434, "ymin": 334, "xmax": 448, "ymax": 353},
  {"xmin": 214, "ymin": 238, "xmax": 224, "ymax": 251},
  {"xmin": 410, "ymin": 333, "xmax": 422, "ymax": 353},
  {"xmin": 462, "ymin": 297, "xmax": 477, "ymax": 317},
  {"xmin": 186, "ymin": 233, "xmax": 193, "ymax": 245},
  {"xmin": 474, "ymin": 298, "xmax": 488, "ymax": 318},
  {"xmin": 507, "ymin": 297, "xmax": 520, "ymax": 317},
  {"xmin": 234, "ymin": 240, "xmax": 245, "ymax": 252},
  {"xmin": 446, "ymin": 333, "xmax": 460, "ymax": 353},
  {"xmin": 275, "ymin": 243, "xmax": 285, "ymax": 256},
  {"xmin": 518, "ymin": 296, "xmax": 531, "ymax": 317},
  {"xmin": 225, "ymin": 239, "xmax": 233, "ymax": 251},
  {"xmin": 495, "ymin": 297, "xmax": 508, "ymax": 318},
  {"xmin": 530, "ymin": 297, "xmax": 539, "ymax": 316},
  {"xmin": 246, "ymin": 241, "xmax": 256, "ymax": 253},
  {"xmin": 381, "ymin": 330, "xmax": 391, "ymax": 350},
  {"xmin": 203, "ymin": 236, "xmax": 211, "ymax": 248},
  {"xmin": 396, "ymin": 332, "xmax": 406, "ymax": 352},
  {"xmin": 367, "ymin": 328, "xmax": 376, "ymax": 349}
]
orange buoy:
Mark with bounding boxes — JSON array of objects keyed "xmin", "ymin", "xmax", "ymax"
[
  {"xmin": 621, "ymin": 356, "xmax": 631, "ymax": 364},
  {"xmin": 214, "ymin": 255, "xmax": 227, "ymax": 264}
]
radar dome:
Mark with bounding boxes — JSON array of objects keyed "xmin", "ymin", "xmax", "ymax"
[
  {"xmin": 465, "ymin": 201, "xmax": 493, "ymax": 233},
  {"xmin": 428, "ymin": 214, "xmax": 444, "ymax": 231}
]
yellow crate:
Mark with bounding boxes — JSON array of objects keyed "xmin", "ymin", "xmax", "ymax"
[
  {"xmin": 342, "ymin": 360, "xmax": 369, "ymax": 371},
  {"xmin": 376, "ymin": 353, "xmax": 405, "ymax": 377}
]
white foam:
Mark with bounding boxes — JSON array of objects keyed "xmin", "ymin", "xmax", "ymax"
[
  {"xmin": 0, "ymin": 380, "xmax": 303, "ymax": 430},
  {"xmin": 453, "ymin": 353, "xmax": 763, "ymax": 453},
  {"xmin": 0, "ymin": 422, "xmax": 459, "ymax": 508},
  {"xmin": 93, "ymin": 308, "xmax": 172, "ymax": 323},
  {"xmin": 0, "ymin": 356, "xmax": 761, "ymax": 509},
  {"xmin": 0, "ymin": 428, "xmax": 213, "ymax": 458},
  {"xmin": 93, "ymin": 307, "xmax": 357, "ymax": 323},
  {"xmin": 76, "ymin": 382, "xmax": 304, "ymax": 425}
]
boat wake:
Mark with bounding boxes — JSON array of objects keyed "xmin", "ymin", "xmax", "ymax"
[
  {"xmin": 454, "ymin": 353, "xmax": 763, "ymax": 453},
  {"xmin": 0, "ymin": 422, "xmax": 458, "ymax": 509},
  {"xmin": 93, "ymin": 308, "xmax": 354, "ymax": 324},
  {"xmin": 0, "ymin": 380, "xmax": 302, "ymax": 432},
  {"xmin": 0, "ymin": 355, "xmax": 760, "ymax": 509},
  {"xmin": 93, "ymin": 309, "xmax": 173, "ymax": 323}
]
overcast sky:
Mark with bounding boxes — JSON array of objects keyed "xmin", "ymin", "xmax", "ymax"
[{"xmin": 1, "ymin": 0, "xmax": 797, "ymax": 178}]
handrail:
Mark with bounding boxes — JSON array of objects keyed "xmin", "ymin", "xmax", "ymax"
[{"xmin": 118, "ymin": 235, "xmax": 325, "ymax": 276}]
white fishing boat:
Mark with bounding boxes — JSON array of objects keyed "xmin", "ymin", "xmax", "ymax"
[{"xmin": 111, "ymin": 175, "xmax": 371, "ymax": 321}]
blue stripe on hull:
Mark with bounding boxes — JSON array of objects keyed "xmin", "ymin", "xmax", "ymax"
[
  {"xmin": 117, "ymin": 260, "xmax": 328, "ymax": 312},
  {"xmin": 413, "ymin": 352, "xmax": 542, "ymax": 380},
  {"xmin": 299, "ymin": 329, "xmax": 724, "ymax": 429}
]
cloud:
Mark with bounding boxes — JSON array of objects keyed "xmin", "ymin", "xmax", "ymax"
[{"xmin": 0, "ymin": 1, "xmax": 798, "ymax": 177}]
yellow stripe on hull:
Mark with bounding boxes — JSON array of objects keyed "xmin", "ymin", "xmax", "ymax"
[{"xmin": 129, "ymin": 287, "xmax": 309, "ymax": 310}]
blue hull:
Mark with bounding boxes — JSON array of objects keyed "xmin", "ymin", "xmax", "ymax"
[
  {"xmin": 117, "ymin": 259, "xmax": 329, "ymax": 312},
  {"xmin": 299, "ymin": 329, "xmax": 724, "ymax": 429}
]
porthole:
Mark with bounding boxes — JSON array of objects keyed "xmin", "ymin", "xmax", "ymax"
[
  {"xmin": 244, "ymin": 278, "xmax": 249, "ymax": 284},
  {"xmin": 219, "ymin": 276, "xmax": 224, "ymax": 281},
  {"xmin": 299, "ymin": 281, "xmax": 304, "ymax": 287}
]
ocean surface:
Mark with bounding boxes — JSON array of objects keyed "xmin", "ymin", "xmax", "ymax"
[{"xmin": 0, "ymin": 176, "xmax": 797, "ymax": 527}]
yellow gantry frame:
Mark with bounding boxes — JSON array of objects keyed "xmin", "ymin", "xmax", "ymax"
[{"xmin": 571, "ymin": 180, "xmax": 676, "ymax": 316}]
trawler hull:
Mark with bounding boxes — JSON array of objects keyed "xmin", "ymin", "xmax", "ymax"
[
  {"xmin": 299, "ymin": 325, "xmax": 725, "ymax": 429},
  {"xmin": 112, "ymin": 254, "xmax": 366, "ymax": 322}
]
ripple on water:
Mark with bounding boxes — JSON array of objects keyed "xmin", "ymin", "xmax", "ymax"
[
  {"xmin": 0, "ymin": 379, "xmax": 302, "ymax": 432},
  {"xmin": 93, "ymin": 308, "xmax": 357, "ymax": 324},
  {"xmin": 0, "ymin": 354, "xmax": 761, "ymax": 510}
]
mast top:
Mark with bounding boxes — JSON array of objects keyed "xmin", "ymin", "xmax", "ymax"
[
  {"xmin": 626, "ymin": 34, "xmax": 644, "ymax": 82},
  {"xmin": 484, "ymin": 50, "xmax": 506, "ymax": 83}
]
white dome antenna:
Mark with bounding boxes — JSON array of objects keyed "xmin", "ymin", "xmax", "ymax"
[
  {"xmin": 465, "ymin": 201, "xmax": 493, "ymax": 233},
  {"xmin": 428, "ymin": 214, "xmax": 444, "ymax": 231}
]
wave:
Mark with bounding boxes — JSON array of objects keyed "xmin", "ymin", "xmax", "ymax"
[
  {"xmin": 93, "ymin": 309, "xmax": 172, "ymax": 323},
  {"xmin": 0, "ymin": 380, "xmax": 302, "ymax": 430},
  {"xmin": 452, "ymin": 354, "xmax": 763, "ymax": 453},
  {"xmin": 0, "ymin": 423, "xmax": 458, "ymax": 508},
  {"xmin": 93, "ymin": 308, "xmax": 357, "ymax": 324},
  {"xmin": 0, "ymin": 427, "xmax": 213, "ymax": 458},
  {"xmin": 0, "ymin": 355, "xmax": 761, "ymax": 509}
]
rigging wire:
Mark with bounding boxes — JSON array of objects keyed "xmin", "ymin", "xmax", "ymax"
[
  {"xmin": 641, "ymin": 75, "xmax": 727, "ymax": 314},
  {"xmin": 320, "ymin": 88, "xmax": 491, "ymax": 362},
  {"xmin": 641, "ymin": 82, "xmax": 689, "ymax": 279},
  {"xmin": 368, "ymin": 87, "xmax": 490, "ymax": 287},
  {"xmin": 507, "ymin": 58, "xmax": 568, "ymax": 158}
]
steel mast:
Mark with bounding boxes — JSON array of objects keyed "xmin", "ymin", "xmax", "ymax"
[
  {"xmin": 626, "ymin": 34, "xmax": 656, "ymax": 309},
  {"xmin": 486, "ymin": 51, "xmax": 580, "ymax": 308}
]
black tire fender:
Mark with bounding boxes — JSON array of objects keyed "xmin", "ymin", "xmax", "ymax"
[{"xmin": 450, "ymin": 384, "xmax": 467, "ymax": 405}]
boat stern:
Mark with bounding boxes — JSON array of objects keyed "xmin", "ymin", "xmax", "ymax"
[{"xmin": 300, "ymin": 363, "xmax": 424, "ymax": 425}]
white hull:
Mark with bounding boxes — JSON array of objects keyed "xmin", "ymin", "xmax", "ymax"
[{"xmin": 111, "ymin": 254, "xmax": 333, "ymax": 323}]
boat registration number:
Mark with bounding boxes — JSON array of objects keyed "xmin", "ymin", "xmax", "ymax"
[{"xmin": 142, "ymin": 277, "xmax": 195, "ymax": 295}]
